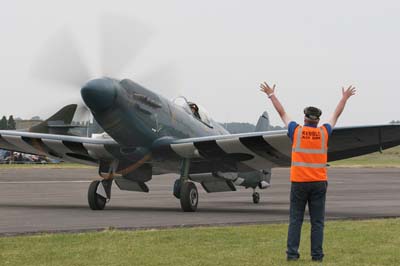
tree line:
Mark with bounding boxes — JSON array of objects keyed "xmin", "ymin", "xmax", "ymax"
[{"xmin": 0, "ymin": 115, "xmax": 16, "ymax": 130}]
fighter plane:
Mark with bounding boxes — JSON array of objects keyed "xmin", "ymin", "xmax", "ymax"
[
  {"xmin": 2, "ymin": 16, "xmax": 400, "ymax": 212},
  {"xmin": 1, "ymin": 77, "xmax": 399, "ymax": 212}
]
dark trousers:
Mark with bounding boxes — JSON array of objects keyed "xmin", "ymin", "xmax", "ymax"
[{"xmin": 286, "ymin": 181, "xmax": 327, "ymax": 260}]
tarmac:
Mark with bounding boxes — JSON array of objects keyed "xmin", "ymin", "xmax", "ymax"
[{"xmin": 0, "ymin": 167, "xmax": 399, "ymax": 235}]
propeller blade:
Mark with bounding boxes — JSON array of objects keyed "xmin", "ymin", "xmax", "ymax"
[
  {"xmin": 31, "ymin": 28, "xmax": 91, "ymax": 88},
  {"xmin": 73, "ymin": 104, "xmax": 92, "ymax": 124},
  {"xmin": 138, "ymin": 64, "xmax": 181, "ymax": 100},
  {"xmin": 99, "ymin": 14, "xmax": 154, "ymax": 78}
]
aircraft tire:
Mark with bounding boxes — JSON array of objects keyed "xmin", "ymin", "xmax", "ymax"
[
  {"xmin": 88, "ymin": 180, "xmax": 107, "ymax": 210},
  {"xmin": 173, "ymin": 179, "xmax": 181, "ymax": 199},
  {"xmin": 180, "ymin": 182, "xmax": 198, "ymax": 212},
  {"xmin": 252, "ymin": 192, "xmax": 260, "ymax": 204}
]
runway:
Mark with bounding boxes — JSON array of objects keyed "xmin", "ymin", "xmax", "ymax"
[{"xmin": 0, "ymin": 167, "xmax": 399, "ymax": 235}]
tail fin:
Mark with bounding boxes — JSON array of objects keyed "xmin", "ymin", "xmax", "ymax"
[
  {"xmin": 29, "ymin": 104, "xmax": 78, "ymax": 134},
  {"xmin": 255, "ymin": 111, "xmax": 270, "ymax": 132}
]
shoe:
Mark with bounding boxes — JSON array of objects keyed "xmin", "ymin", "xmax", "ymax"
[{"xmin": 287, "ymin": 257, "xmax": 299, "ymax": 261}]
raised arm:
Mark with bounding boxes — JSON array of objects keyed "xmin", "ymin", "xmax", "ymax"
[
  {"xmin": 328, "ymin": 85, "xmax": 356, "ymax": 128},
  {"xmin": 260, "ymin": 82, "xmax": 292, "ymax": 127}
]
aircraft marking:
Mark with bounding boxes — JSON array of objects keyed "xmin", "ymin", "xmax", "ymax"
[
  {"xmin": 22, "ymin": 137, "xmax": 60, "ymax": 158},
  {"xmin": 1, "ymin": 135, "xmax": 42, "ymax": 155},
  {"xmin": 216, "ymin": 137, "xmax": 274, "ymax": 170},
  {"xmin": 83, "ymin": 143, "xmax": 114, "ymax": 160},
  {"xmin": 193, "ymin": 140, "xmax": 228, "ymax": 159},
  {"xmin": 0, "ymin": 134, "xmax": 20, "ymax": 151},
  {"xmin": 240, "ymin": 136, "xmax": 291, "ymax": 166}
]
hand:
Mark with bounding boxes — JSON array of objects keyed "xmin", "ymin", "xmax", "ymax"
[
  {"xmin": 260, "ymin": 82, "xmax": 276, "ymax": 96},
  {"xmin": 342, "ymin": 85, "xmax": 356, "ymax": 100}
]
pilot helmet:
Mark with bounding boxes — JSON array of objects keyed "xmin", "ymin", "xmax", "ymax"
[{"xmin": 188, "ymin": 102, "xmax": 199, "ymax": 112}]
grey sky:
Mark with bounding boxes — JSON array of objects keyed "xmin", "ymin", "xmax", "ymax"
[{"xmin": 1, "ymin": 0, "xmax": 399, "ymax": 127}]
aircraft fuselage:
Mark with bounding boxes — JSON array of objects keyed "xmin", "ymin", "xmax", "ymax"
[{"xmin": 81, "ymin": 78, "xmax": 228, "ymax": 149}]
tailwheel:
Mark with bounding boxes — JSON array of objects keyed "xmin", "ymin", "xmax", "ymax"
[
  {"xmin": 180, "ymin": 182, "xmax": 198, "ymax": 212},
  {"xmin": 252, "ymin": 192, "xmax": 260, "ymax": 204},
  {"xmin": 88, "ymin": 180, "xmax": 107, "ymax": 210}
]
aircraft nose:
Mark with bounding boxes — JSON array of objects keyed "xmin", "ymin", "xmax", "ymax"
[{"xmin": 81, "ymin": 78, "xmax": 117, "ymax": 113}]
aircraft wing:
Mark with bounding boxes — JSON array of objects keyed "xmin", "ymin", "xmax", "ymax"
[
  {"xmin": 0, "ymin": 130, "xmax": 120, "ymax": 165},
  {"xmin": 153, "ymin": 124, "xmax": 400, "ymax": 173},
  {"xmin": 328, "ymin": 124, "xmax": 400, "ymax": 161},
  {"xmin": 2, "ymin": 124, "xmax": 399, "ymax": 170}
]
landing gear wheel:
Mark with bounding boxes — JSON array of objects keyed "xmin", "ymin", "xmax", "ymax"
[
  {"xmin": 173, "ymin": 179, "xmax": 182, "ymax": 199},
  {"xmin": 88, "ymin": 180, "xmax": 107, "ymax": 210},
  {"xmin": 252, "ymin": 192, "xmax": 260, "ymax": 204},
  {"xmin": 180, "ymin": 182, "xmax": 198, "ymax": 212}
]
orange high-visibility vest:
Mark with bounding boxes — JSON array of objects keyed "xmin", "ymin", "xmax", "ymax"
[{"xmin": 290, "ymin": 125, "xmax": 329, "ymax": 182}]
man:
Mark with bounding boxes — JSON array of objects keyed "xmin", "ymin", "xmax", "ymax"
[
  {"xmin": 260, "ymin": 82, "xmax": 356, "ymax": 262},
  {"xmin": 189, "ymin": 102, "xmax": 201, "ymax": 120}
]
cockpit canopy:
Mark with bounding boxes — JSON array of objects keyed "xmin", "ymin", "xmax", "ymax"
[{"xmin": 172, "ymin": 96, "xmax": 213, "ymax": 127}]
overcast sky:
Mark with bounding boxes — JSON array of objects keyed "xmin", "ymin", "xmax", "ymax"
[{"xmin": 1, "ymin": 0, "xmax": 399, "ymax": 127}]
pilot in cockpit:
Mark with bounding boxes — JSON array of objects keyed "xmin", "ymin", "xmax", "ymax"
[{"xmin": 188, "ymin": 102, "xmax": 201, "ymax": 120}]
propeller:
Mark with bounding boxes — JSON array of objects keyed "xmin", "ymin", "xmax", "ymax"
[
  {"xmin": 99, "ymin": 14, "xmax": 154, "ymax": 78},
  {"xmin": 30, "ymin": 14, "xmax": 180, "ymax": 132},
  {"xmin": 138, "ymin": 63, "xmax": 181, "ymax": 100},
  {"xmin": 73, "ymin": 104, "xmax": 92, "ymax": 124},
  {"xmin": 31, "ymin": 28, "xmax": 91, "ymax": 88}
]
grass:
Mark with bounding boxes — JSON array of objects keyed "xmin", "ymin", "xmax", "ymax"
[
  {"xmin": 0, "ymin": 218, "xmax": 399, "ymax": 266},
  {"xmin": 330, "ymin": 146, "xmax": 400, "ymax": 168}
]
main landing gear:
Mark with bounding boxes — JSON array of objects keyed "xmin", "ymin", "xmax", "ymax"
[
  {"xmin": 88, "ymin": 179, "xmax": 113, "ymax": 210},
  {"xmin": 173, "ymin": 159, "xmax": 199, "ymax": 212},
  {"xmin": 88, "ymin": 161, "xmax": 117, "ymax": 210}
]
